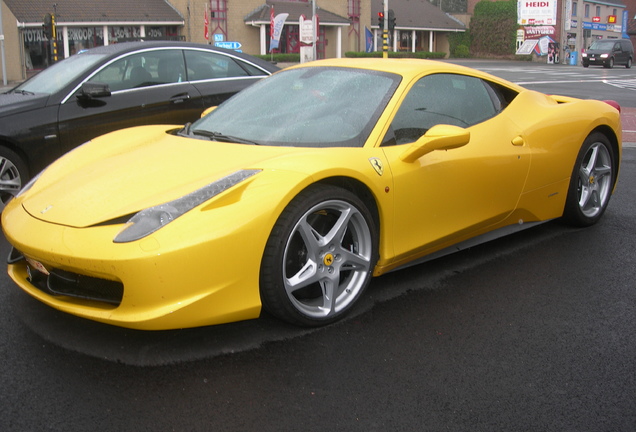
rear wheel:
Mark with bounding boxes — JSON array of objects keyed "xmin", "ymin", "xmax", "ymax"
[
  {"xmin": 627, "ymin": 58, "xmax": 632, "ymax": 69},
  {"xmin": 0, "ymin": 147, "xmax": 28, "ymax": 212},
  {"xmin": 562, "ymin": 133, "xmax": 616, "ymax": 227},
  {"xmin": 260, "ymin": 184, "xmax": 378, "ymax": 326}
]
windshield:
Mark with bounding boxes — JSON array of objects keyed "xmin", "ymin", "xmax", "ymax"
[
  {"xmin": 190, "ymin": 67, "xmax": 400, "ymax": 148},
  {"xmin": 588, "ymin": 40, "xmax": 615, "ymax": 50},
  {"xmin": 14, "ymin": 53, "xmax": 108, "ymax": 95}
]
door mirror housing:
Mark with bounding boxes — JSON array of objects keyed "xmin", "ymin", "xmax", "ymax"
[
  {"xmin": 78, "ymin": 82, "xmax": 111, "ymax": 99},
  {"xmin": 400, "ymin": 124, "xmax": 470, "ymax": 163}
]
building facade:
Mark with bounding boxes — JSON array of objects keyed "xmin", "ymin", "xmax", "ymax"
[
  {"xmin": 1, "ymin": 0, "xmax": 469, "ymax": 84},
  {"xmin": 569, "ymin": 0, "xmax": 631, "ymax": 56}
]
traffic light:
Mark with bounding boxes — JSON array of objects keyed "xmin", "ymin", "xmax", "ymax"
[
  {"xmin": 388, "ymin": 9, "xmax": 396, "ymax": 32},
  {"xmin": 43, "ymin": 13, "xmax": 53, "ymax": 39},
  {"xmin": 377, "ymin": 12, "xmax": 384, "ymax": 30}
]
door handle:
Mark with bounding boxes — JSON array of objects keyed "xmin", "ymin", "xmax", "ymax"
[{"xmin": 170, "ymin": 93, "xmax": 191, "ymax": 104}]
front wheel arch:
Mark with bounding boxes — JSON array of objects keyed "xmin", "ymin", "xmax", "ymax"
[
  {"xmin": 562, "ymin": 132, "xmax": 617, "ymax": 227},
  {"xmin": 259, "ymin": 181, "xmax": 380, "ymax": 326}
]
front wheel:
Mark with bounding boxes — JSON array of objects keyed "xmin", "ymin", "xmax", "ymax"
[
  {"xmin": 562, "ymin": 133, "xmax": 616, "ymax": 227},
  {"xmin": 260, "ymin": 184, "xmax": 378, "ymax": 326},
  {"xmin": 0, "ymin": 147, "xmax": 28, "ymax": 212}
]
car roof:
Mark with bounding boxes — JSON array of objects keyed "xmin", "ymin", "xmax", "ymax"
[
  {"xmin": 77, "ymin": 41, "xmax": 279, "ymax": 72},
  {"xmin": 285, "ymin": 57, "xmax": 523, "ymax": 91}
]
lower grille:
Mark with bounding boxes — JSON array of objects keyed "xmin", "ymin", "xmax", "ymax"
[
  {"xmin": 46, "ymin": 268, "xmax": 123, "ymax": 305},
  {"xmin": 11, "ymin": 248, "xmax": 123, "ymax": 305}
]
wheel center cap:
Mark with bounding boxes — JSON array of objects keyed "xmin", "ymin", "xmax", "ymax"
[{"xmin": 323, "ymin": 253, "xmax": 334, "ymax": 266}]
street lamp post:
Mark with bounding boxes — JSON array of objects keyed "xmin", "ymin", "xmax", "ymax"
[{"xmin": 0, "ymin": 0, "xmax": 7, "ymax": 86}]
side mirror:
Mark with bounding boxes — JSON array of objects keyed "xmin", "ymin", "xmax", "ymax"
[
  {"xmin": 201, "ymin": 106, "xmax": 217, "ymax": 118},
  {"xmin": 400, "ymin": 124, "xmax": 470, "ymax": 163},
  {"xmin": 78, "ymin": 82, "xmax": 111, "ymax": 99}
]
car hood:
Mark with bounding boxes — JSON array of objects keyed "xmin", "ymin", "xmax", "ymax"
[
  {"xmin": 0, "ymin": 92, "xmax": 50, "ymax": 117},
  {"xmin": 21, "ymin": 125, "xmax": 310, "ymax": 228}
]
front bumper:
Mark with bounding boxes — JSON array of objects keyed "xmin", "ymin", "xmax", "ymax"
[
  {"xmin": 582, "ymin": 56, "xmax": 608, "ymax": 66},
  {"xmin": 3, "ymin": 201, "xmax": 267, "ymax": 330}
]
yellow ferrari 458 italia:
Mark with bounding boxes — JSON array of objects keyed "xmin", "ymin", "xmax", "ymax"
[{"xmin": 2, "ymin": 58, "xmax": 622, "ymax": 330}]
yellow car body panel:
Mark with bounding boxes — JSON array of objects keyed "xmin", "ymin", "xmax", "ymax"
[
  {"xmin": 2, "ymin": 58, "xmax": 622, "ymax": 329},
  {"xmin": 3, "ymin": 128, "xmax": 394, "ymax": 329}
]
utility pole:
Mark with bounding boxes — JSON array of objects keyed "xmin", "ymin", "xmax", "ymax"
[
  {"xmin": 312, "ymin": 0, "xmax": 316, "ymax": 61},
  {"xmin": 382, "ymin": 1, "xmax": 388, "ymax": 58},
  {"xmin": 0, "ymin": 0, "xmax": 7, "ymax": 85}
]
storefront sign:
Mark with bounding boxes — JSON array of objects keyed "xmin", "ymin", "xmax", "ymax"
[
  {"xmin": 583, "ymin": 22, "xmax": 622, "ymax": 33},
  {"xmin": 523, "ymin": 25, "xmax": 555, "ymax": 38},
  {"xmin": 517, "ymin": 0, "xmax": 557, "ymax": 25}
]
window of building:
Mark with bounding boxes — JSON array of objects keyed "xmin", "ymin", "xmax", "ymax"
[
  {"xmin": 572, "ymin": 2, "xmax": 577, "ymax": 17},
  {"xmin": 585, "ymin": 4, "xmax": 590, "ymax": 18}
]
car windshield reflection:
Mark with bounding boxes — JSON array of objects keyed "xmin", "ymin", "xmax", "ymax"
[
  {"xmin": 192, "ymin": 67, "xmax": 401, "ymax": 148},
  {"xmin": 14, "ymin": 53, "xmax": 107, "ymax": 95}
]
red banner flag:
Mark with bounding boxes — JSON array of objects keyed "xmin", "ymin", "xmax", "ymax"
[
  {"xmin": 204, "ymin": 14, "xmax": 209, "ymax": 40},
  {"xmin": 270, "ymin": 6, "xmax": 275, "ymax": 39}
]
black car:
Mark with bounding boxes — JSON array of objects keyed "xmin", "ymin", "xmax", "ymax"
[
  {"xmin": 0, "ymin": 41, "xmax": 279, "ymax": 209},
  {"xmin": 581, "ymin": 39, "xmax": 634, "ymax": 69}
]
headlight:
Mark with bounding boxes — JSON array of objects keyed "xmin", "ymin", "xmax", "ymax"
[
  {"xmin": 114, "ymin": 169, "xmax": 260, "ymax": 243},
  {"xmin": 600, "ymin": 54, "xmax": 609, "ymax": 58},
  {"xmin": 581, "ymin": 53, "xmax": 588, "ymax": 58}
]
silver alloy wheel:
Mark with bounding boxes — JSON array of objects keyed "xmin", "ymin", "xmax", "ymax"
[
  {"xmin": 576, "ymin": 142, "xmax": 612, "ymax": 218},
  {"xmin": 0, "ymin": 156, "xmax": 23, "ymax": 211},
  {"xmin": 282, "ymin": 199, "xmax": 373, "ymax": 319}
]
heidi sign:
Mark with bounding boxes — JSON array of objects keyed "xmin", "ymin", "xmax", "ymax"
[{"xmin": 517, "ymin": 0, "xmax": 557, "ymax": 25}]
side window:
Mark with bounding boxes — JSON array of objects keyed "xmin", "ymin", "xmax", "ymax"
[
  {"xmin": 184, "ymin": 50, "xmax": 254, "ymax": 81},
  {"xmin": 389, "ymin": 74, "xmax": 497, "ymax": 145},
  {"xmin": 88, "ymin": 50, "xmax": 185, "ymax": 91}
]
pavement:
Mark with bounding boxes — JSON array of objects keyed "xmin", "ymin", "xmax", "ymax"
[
  {"xmin": 621, "ymin": 107, "xmax": 636, "ymax": 146},
  {"xmin": 2, "ymin": 81, "xmax": 635, "ymax": 145}
]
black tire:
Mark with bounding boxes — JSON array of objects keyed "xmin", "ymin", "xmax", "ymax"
[
  {"xmin": 260, "ymin": 184, "xmax": 378, "ymax": 326},
  {"xmin": 626, "ymin": 58, "xmax": 632, "ymax": 69},
  {"xmin": 604, "ymin": 57, "xmax": 614, "ymax": 69},
  {"xmin": 562, "ymin": 133, "xmax": 616, "ymax": 227},
  {"xmin": 0, "ymin": 147, "xmax": 28, "ymax": 212},
  {"xmin": 582, "ymin": 63, "xmax": 589, "ymax": 68}
]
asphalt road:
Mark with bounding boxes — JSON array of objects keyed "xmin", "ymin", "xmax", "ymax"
[
  {"xmin": 447, "ymin": 58, "xmax": 636, "ymax": 109},
  {"xmin": 1, "ymin": 62, "xmax": 635, "ymax": 431}
]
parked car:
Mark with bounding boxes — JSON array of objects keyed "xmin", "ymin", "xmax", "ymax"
[
  {"xmin": 0, "ymin": 41, "xmax": 278, "ymax": 210},
  {"xmin": 581, "ymin": 38, "xmax": 634, "ymax": 68},
  {"xmin": 3, "ymin": 58, "xmax": 621, "ymax": 330}
]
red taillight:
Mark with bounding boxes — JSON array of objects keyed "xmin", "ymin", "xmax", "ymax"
[{"xmin": 603, "ymin": 100, "xmax": 621, "ymax": 113}]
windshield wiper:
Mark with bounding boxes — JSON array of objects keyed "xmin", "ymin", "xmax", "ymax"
[
  {"xmin": 191, "ymin": 129, "xmax": 261, "ymax": 145},
  {"xmin": 12, "ymin": 89, "xmax": 35, "ymax": 95}
]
